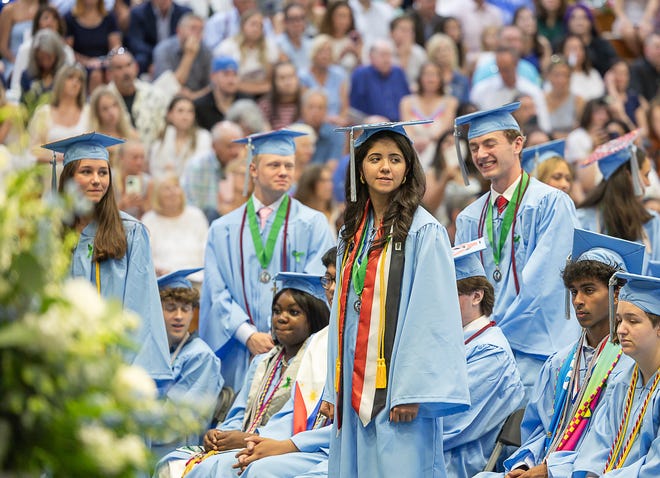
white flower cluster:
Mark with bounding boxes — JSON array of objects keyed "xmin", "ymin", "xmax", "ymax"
[{"xmin": 78, "ymin": 424, "xmax": 148, "ymax": 475}]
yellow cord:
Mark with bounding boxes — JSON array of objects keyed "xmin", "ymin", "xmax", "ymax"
[{"xmin": 375, "ymin": 240, "xmax": 389, "ymax": 389}]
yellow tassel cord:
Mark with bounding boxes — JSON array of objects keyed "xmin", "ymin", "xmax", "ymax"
[
  {"xmin": 375, "ymin": 240, "xmax": 389, "ymax": 389},
  {"xmin": 95, "ymin": 261, "xmax": 101, "ymax": 296}
]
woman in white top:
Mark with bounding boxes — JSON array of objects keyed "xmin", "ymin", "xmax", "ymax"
[
  {"xmin": 559, "ymin": 33, "xmax": 605, "ymax": 102},
  {"xmin": 142, "ymin": 174, "xmax": 208, "ymax": 283},
  {"xmin": 149, "ymin": 96, "xmax": 211, "ymax": 178}
]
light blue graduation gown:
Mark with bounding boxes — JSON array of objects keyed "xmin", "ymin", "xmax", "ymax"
[
  {"xmin": 70, "ymin": 211, "xmax": 172, "ymax": 381},
  {"xmin": 564, "ymin": 364, "xmax": 660, "ymax": 477},
  {"xmin": 576, "ymin": 208, "xmax": 660, "ymax": 276},
  {"xmin": 325, "ymin": 207, "xmax": 470, "ymax": 477},
  {"xmin": 455, "ymin": 180, "xmax": 580, "ymax": 387},
  {"xmin": 200, "ymin": 196, "xmax": 335, "ymax": 390},
  {"xmin": 443, "ymin": 323, "xmax": 524, "ymax": 478}
]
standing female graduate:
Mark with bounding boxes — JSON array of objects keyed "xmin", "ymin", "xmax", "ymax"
[
  {"xmin": 43, "ymin": 132, "xmax": 172, "ymax": 382},
  {"xmin": 568, "ymin": 273, "xmax": 660, "ymax": 477},
  {"xmin": 324, "ymin": 122, "xmax": 470, "ymax": 477}
]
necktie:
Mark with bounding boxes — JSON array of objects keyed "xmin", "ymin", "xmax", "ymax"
[
  {"xmin": 495, "ymin": 196, "xmax": 508, "ymax": 216},
  {"xmin": 258, "ymin": 206, "xmax": 273, "ymax": 229}
]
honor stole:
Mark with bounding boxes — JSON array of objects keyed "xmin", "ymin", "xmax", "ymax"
[{"xmin": 335, "ymin": 204, "xmax": 405, "ymax": 428}]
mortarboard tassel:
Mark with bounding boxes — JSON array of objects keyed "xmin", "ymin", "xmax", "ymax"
[
  {"xmin": 629, "ymin": 144, "xmax": 643, "ymax": 197},
  {"xmin": 243, "ymin": 138, "xmax": 254, "ymax": 197},
  {"xmin": 453, "ymin": 124, "xmax": 470, "ymax": 186},
  {"xmin": 565, "ymin": 254, "xmax": 572, "ymax": 320},
  {"xmin": 349, "ymin": 128, "xmax": 356, "ymax": 202},
  {"xmin": 608, "ymin": 273, "xmax": 619, "ymax": 343},
  {"xmin": 51, "ymin": 151, "xmax": 57, "ymax": 192}
]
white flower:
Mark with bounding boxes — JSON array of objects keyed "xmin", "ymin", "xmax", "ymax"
[
  {"xmin": 62, "ymin": 279, "xmax": 107, "ymax": 324},
  {"xmin": 79, "ymin": 424, "xmax": 124, "ymax": 475},
  {"xmin": 113, "ymin": 364, "xmax": 158, "ymax": 403},
  {"xmin": 115, "ymin": 434, "xmax": 148, "ymax": 469}
]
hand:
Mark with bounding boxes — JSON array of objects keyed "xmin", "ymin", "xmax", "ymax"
[
  {"xmin": 319, "ymin": 401, "xmax": 334, "ymax": 421},
  {"xmin": 183, "ymin": 36, "xmax": 201, "ymax": 56},
  {"xmin": 389, "ymin": 403, "xmax": 419, "ymax": 422},
  {"xmin": 246, "ymin": 332, "xmax": 275, "ymax": 355},
  {"xmin": 519, "ymin": 463, "xmax": 548, "ymax": 478},
  {"xmin": 203, "ymin": 429, "xmax": 222, "ymax": 451},
  {"xmin": 233, "ymin": 437, "xmax": 297, "ymax": 470},
  {"xmin": 505, "ymin": 468, "xmax": 529, "ymax": 478},
  {"xmin": 205, "ymin": 430, "xmax": 255, "ymax": 451}
]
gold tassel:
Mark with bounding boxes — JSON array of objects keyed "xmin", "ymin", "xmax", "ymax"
[
  {"xmin": 376, "ymin": 358, "xmax": 387, "ymax": 389},
  {"xmin": 335, "ymin": 358, "xmax": 341, "ymax": 392}
]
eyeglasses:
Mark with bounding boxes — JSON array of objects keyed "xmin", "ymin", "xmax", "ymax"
[
  {"xmin": 163, "ymin": 302, "xmax": 194, "ymax": 313},
  {"xmin": 320, "ymin": 275, "xmax": 336, "ymax": 290}
]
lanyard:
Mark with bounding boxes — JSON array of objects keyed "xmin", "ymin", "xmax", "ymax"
[
  {"xmin": 464, "ymin": 321, "xmax": 496, "ymax": 345},
  {"xmin": 239, "ymin": 196, "xmax": 291, "ymax": 325},
  {"xmin": 246, "ymin": 195, "xmax": 290, "ymax": 269}
]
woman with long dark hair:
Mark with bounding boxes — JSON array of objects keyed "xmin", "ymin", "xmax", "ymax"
[
  {"xmin": 324, "ymin": 122, "xmax": 469, "ymax": 476},
  {"xmin": 45, "ymin": 132, "xmax": 172, "ymax": 383},
  {"xmin": 257, "ymin": 61, "xmax": 301, "ymax": 130}
]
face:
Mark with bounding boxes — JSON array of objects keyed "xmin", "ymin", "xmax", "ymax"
[
  {"xmin": 285, "ymin": 6, "xmax": 306, "ymax": 37},
  {"xmin": 179, "ymin": 18, "xmax": 203, "ymax": 41},
  {"xmin": 167, "ymin": 99, "xmax": 195, "ymax": 131},
  {"xmin": 323, "ymin": 264, "xmax": 336, "ymax": 305},
  {"xmin": 443, "ymin": 18, "xmax": 461, "ymax": 43},
  {"xmin": 548, "ymin": 63, "xmax": 571, "ymax": 90},
  {"xmin": 515, "ymin": 8, "xmax": 536, "ymax": 36},
  {"xmin": 294, "ymin": 136, "xmax": 315, "ymax": 166},
  {"xmin": 152, "ymin": 0, "xmax": 173, "ymax": 14},
  {"xmin": 391, "ymin": 19, "xmax": 414, "ymax": 45},
  {"xmin": 569, "ymin": 278, "xmax": 609, "ymax": 331},
  {"xmin": 120, "ymin": 143, "xmax": 146, "ymax": 175},
  {"xmin": 469, "ymin": 131, "xmax": 524, "ymax": 185},
  {"xmin": 36, "ymin": 49, "xmax": 56, "ymax": 72},
  {"xmin": 274, "ymin": 63, "xmax": 299, "ymax": 96},
  {"xmin": 563, "ymin": 37, "xmax": 585, "ymax": 68},
  {"xmin": 361, "ymin": 137, "xmax": 407, "ymax": 201},
  {"xmin": 272, "ymin": 291, "xmax": 311, "ymax": 348},
  {"xmin": 496, "ymin": 51, "xmax": 517, "ymax": 87},
  {"xmin": 568, "ymin": 8, "xmax": 591, "ymax": 36},
  {"xmin": 162, "ymin": 298, "xmax": 194, "ymax": 348},
  {"xmin": 313, "ymin": 43, "xmax": 333, "ymax": 68},
  {"xmin": 616, "ymin": 300, "xmax": 660, "ymax": 361},
  {"xmin": 540, "ymin": 0, "xmax": 560, "ymax": 11},
  {"xmin": 63, "ymin": 73, "xmax": 82, "ymax": 98},
  {"xmin": 645, "ymin": 35, "xmax": 660, "ymax": 68},
  {"xmin": 213, "ymin": 68, "xmax": 239, "ymax": 94},
  {"xmin": 301, "ymin": 93, "xmax": 327, "ymax": 127},
  {"xmin": 109, "ymin": 53, "xmax": 138, "ymax": 92},
  {"xmin": 251, "ymin": 153, "xmax": 295, "ymax": 197},
  {"xmin": 591, "ymin": 105, "xmax": 610, "ymax": 128},
  {"xmin": 213, "ymin": 128, "xmax": 243, "ymax": 165},
  {"xmin": 242, "ymin": 13, "xmax": 264, "ymax": 42},
  {"xmin": 431, "ymin": 41, "xmax": 453, "ymax": 67},
  {"xmin": 315, "ymin": 168, "xmax": 333, "ymax": 202},
  {"xmin": 544, "ymin": 161, "xmax": 572, "ymax": 193},
  {"xmin": 640, "ymin": 157, "xmax": 652, "ymax": 189},
  {"xmin": 38, "ymin": 11, "xmax": 59, "ymax": 31},
  {"xmin": 97, "ymin": 93, "xmax": 121, "ymax": 128},
  {"xmin": 158, "ymin": 180, "xmax": 183, "ymax": 211},
  {"xmin": 74, "ymin": 159, "xmax": 110, "ymax": 203},
  {"xmin": 457, "ymin": 289, "xmax": 483, "ymax": 325},
  {"xmin": 331, "ymin": 5, "xmax": 352, "ymax": 35},
  {"xmin": 610, "ymin": 62, "xmax": 629, "ymax": 90},
  {"xmin": 500, "ymin": 27, "xmax": 524, "ymax": 54},
  {"xmin": 370, "ymin": 45, "xmax": 393, "ymax": 75},
  {"xmin": 419, "ymin": 63, "xmax": 442, "ymax": 94}
]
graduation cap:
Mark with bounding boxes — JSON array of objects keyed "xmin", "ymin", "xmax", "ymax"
[
  {"xmin": 582, "ymin": 129, "xmax": 642, "ymax": 196},
  {"xmin": 42, "ymin": 132, "xmax": 125, "ymax": 191},
  {"xmin": 452, "ymin": 237, "xmax": 487, "ymax": 281},
  {"xmin": 157, "ymin": 268, "xmax": 203, "ymax": 290},
  {"xmin": 334, "ymin": 120, "xmax": 431, "ymax": 202},
  {"xmin": 521, "ymin": 138, "xmax": 566, "ymax": 174},
  {"xmin": 647, "ymin": 260, "xmax": 660, "ymax": 279},
  {"xmin": 233, "ymin": 129, "xmax": 307, "ymax": 196},
  {"xmin": 572, "ymin": 229, "xmax": 645, "ymax": 275},
  {"xmin": 274, "ymin": 272, "xmax": 327, "ymax": 303},
  {"xmin": 453, "ymin": 102, "xmax": 522, "ymax": 186},
  {"xmin": 609, "ymin": 271, "xmax": 660, "ymax": 341}
]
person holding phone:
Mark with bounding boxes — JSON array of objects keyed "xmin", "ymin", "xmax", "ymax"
[{"xmin": 115, "ymin": 140, "xmax": 151, "ymax": 220}]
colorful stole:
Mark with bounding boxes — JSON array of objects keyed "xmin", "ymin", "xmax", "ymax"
[
  {"xmin": 335, "ymin": 204, "xmax": 405, "ymax": 428},
  {"xmin": 293, "ymin": 328, "xmax": 329, "ymax": 434},
  {"xmin": 545, "ymin": 338, "xmax": 622, "ymax": 455}
]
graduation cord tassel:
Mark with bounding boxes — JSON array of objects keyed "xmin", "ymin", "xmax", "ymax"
[{"xmin": 376, "ymin": 239, "xmax": 389, "ymax": 389}]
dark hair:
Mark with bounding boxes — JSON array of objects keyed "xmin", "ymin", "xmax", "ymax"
[
  {"xmin": 59, "ymin": 160, "xmax": 127, "ymax": 261},
  {"xmin": 559, "ymin": 33, "xmax": 592, "ymax": 73},
  {"xmin": 562, "ymin": 259, "xmax": 620, "ymax": 289},
  {"xmin": 267, "ymin": 61, "xmax": 301, "ymax": 127},
  {"xmin": 32, "ymin": 5, "xmax": 66, "ymax": 36},
  {"xmin": 456, "ymin": 276, "xmax": 495, "ymax": 316},
  {"xmin": 513, "ymin": 6, "xmax": 544, "ymax": 59},
  {"xmin": 294, "ymin": 164, "xmax": 330, "ymax": 210},
  {"xmin": 341, "ymin": 130, "xmax": 425, "ymax": 248},
  {"xmin": 159, "ymin": 287, "xmax": 200, "ymax": 307},
  {"xmin": 439, "ymin": 16, "xmax": 465, "ymax": 68},
  {"xmin": 283, "ymin": 2, "xmax": 305, "ymax": 19},
  {"xmin": 322, "ymin": 246, "xmax": 337, "ymax": 268},
  {"xmin": 563, "ymin": 3, "xmax": 598, "ymax": 38},
  {"xmin": 416, "ymin": 62, "xmax": 444, "ymax": 96},
  {"xmin": 162, "ymin": 95, "xmax": 198, "ymax": 149},
  {"xmin": 579, "ymin": 152, "xmax": 652, "ymax": 241},
  {"xmin": 271, "ymin": 287, "xmax": 330, "ymax": 342},
  {"xmin": 390, "ymin": 13, "xmax": 413, "ymax": 33},
  {"xmin": 648, "ymin": 312, "xmax": 660, "ymax": 328},
  {"xmin": 534, "ymin": 0, "xmax": 567, "ymax": 24},
  {"xmin": 320, "ymin": 1, "xmax": 355, "ymax": 36},
  {"xmin": 578, "ymin": 97, "xmax": 611, "ymax": 130}
]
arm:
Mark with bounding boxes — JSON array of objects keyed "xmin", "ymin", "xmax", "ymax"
[{"xmin": 0, "ymin": 6, "xmax": 15, "ymax": 63}]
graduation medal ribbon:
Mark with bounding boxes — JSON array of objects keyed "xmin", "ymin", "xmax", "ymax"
[
  {"xmin": 484, "ymin": 171, "xmax": 530, "ymax": 284},
  {"xmin": 246, "ymin": 195, "xmax": 290, "ymax": 283}
]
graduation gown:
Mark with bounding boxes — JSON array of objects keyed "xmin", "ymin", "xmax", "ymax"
[
  {"xmin": 454, "ymin": 179, "xmax": 580, "ymax": 362},
  {"xmin": 200, "ymin": 196, "xmax": 335, "ymax": 390},
  {"xmin": 325, "ymin": 207, "xmax": 470, "ymax": 478},
  {"xmin": 443, "ymin": 320, "xmax": 524, "ymax": 478},
  {"xmin": 576, "ymin": 208, "xmax": 660, "ymax": 275},
  {"xmin": 70, "ymin": 211, "xmax": 172, "ymax": 381},
  {"xmin": 566, "ymin": 365, "xmax": 660, "ymax": 477}
]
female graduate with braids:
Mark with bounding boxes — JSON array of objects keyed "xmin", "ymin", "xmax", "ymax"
[{"xmin": 323, "ymin": 122, "xmax": 470, "ymax": 477}]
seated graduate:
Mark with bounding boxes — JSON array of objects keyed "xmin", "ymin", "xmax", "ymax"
[
  {"xmin": 521, "ymin": 139, "xmax": 572, "ymax": 196},
  {"xmin": 151, "ymin": 268, "xmax": 224, "ymax": 458},
  {"xmin": 567, "ymin": 272, "xmax": 660, "ymax": 477},
  {"xmin": 477, "ymin": 229, "xmax": 644, "ymax": 478},
  {"xmin": 166, "ymin": 272, "xmax": 330, "ymax": 478},
  {"xmin": 444, "ymin": 239, "xmax": 525, "ymax": 478},
  {"xmin": 232, "ymin": 248, "xmax": 337, "ymax": 478}
]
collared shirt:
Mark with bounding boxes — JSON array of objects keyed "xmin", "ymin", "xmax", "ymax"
[
  {"xmin": 181, "ymin": 150, "xmax": 223, "ymax": 213},
  {"xmin": 462, "ymin": 315, "xmax": 491, "ymax": 334},
  {"xmin": 490, "ymin": 173, "xmax": 522, "ymax": 207}
]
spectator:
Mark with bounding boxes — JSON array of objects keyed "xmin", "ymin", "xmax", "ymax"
[
  {"xmin": 645, "ymin": 97, "xmax": 660, "ymax": 171},
  {"xmin": 630, "ymin": 32, "xmax": 660, "ymax": 103},
  {"xmin": 299, "ymin": 34, "xmax": 349, "ymax": 126},
  {"xmin": 276, "ymin": 3, "xmax": 312, "ymax": 73},
  {"xmin": 513, "ymin": 6, "xmax": 552, "ymax": 74},
  {"xmin": 64, "ymin": 0, "xmax": 121, "ymax": 93},
  {"xmin": 544, "ymin": 55, "xmax": 585, "ymax": 136},
  {"xmin": 425, "ymin": 33, "xmax": 470, "ymax": 104},
  {"xmin": 318, "ymin": 1, "xmax": 362, "ymax": 75},
  {"xmin": 217, "ymin": 157, "xmax": 251, "ymax": 216},
  {"xmin": 350, "ymin": 39, "xmax": 409, "ymax": 122},
  {"xmin": 181, "ymin": 120, "xmax": 243, "ymax": 220},
  {"xmin": 203, "ymin": 0, "xmax": 273, "ymax": 53},
  {"xmin": 294, "ymin": 164, "xmax": 339, "ymax": 236},
  {"xmin": 287, "ymin": 122, "xmax": 317, "ymax": 185},
  {"xmin": 257, "ymin": 61, "xmax": 301, "ymax": 130},
  {"xmin": 534, "ymin": 0, "xmax": 567, "ymax": 46},
  {"xmin": 127, "ymin": 0, "xmax": 191, "ymax": 75},
  {"xmin": 604, "ymin": 60, "xmax": 646, "ymax": 129},
  {"xmin": 408, "ymin": 0, "xmax": 445, "ymax": 47},
  {"xmin": 452, "ymin": 0, "xmax": 503, "ymax": 57},
  {"xmin": 349, "ymin": 0, "xmax": 394, "ymax": 52},
  {"xmin": 143, "ymin": 175, "xmax": 209, "ymax": 278},
  {"xmin": 114, "ymin": 140, "xmax": 151, "ymax": 220},
  {"xmin": 298, "ymin": 89, "xmax": 344, "ymax": 166},
  {"xmin": 440, "ymin": 16, "xmax": 467, "ymax": 71},
  {"xmin": 0, "ymin": 0, "xmax": 43, "ymax": 83},
  {"xmin": 153, "ymin": 13, "xmax": 212, "ymax": 99},
  {"xmin": 150, "ymin": 95, "xmax": 212, "ymax": 177},
  {"xmin": 390, "ymin": 14, "xmax": 426, "ymax": 92},
  {"xmin": 559, "ymin": 33, "xmax": 605, "ymax": 102},
  {"xmin": 611, "ymin": 0, "xmax": 659, "ymax": 57},
  {"xmin": 226, "ymin": 98, "xmax": 268, "ymax": 135}
]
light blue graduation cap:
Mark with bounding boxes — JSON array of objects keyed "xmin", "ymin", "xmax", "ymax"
[
  {"xmin": 452, "ymin": 237, "xmax": 487, "ymax": 281},
  {"xmin": 647, "ymin": 260, "xmax": 660, "ymax": 279},
  {"xmin": 334, "ymin": 120, "xmax": 431, "ymax": 202},
  {"xmin": 157, "ymin": 268, "xmax": 203, "ymax": 290},
  {"xmin": 453, "ymin": 102, "xmax": 522, "ymax": 186},
  {"xmin": 42, "ymin": 132, "xmax": 125, "ymax": 191},
  {"xmin": 572, "ymin": 229, "xmax": 645, "ymax": 275},
  {"xmin": 583, "ymin": 129, "xmax": 642, "ymax": 196},
  {"xmin": 609, "ymin": 271, "xmax": 660, "ymax": 341},
  {"xmin": 233, "ymin": 129, "xmax": 307, "ymax": 196},
  {"xmin": 521, "ymin": 138, "xmax": 566, "ymax": 174},
  {"xmin": 274, "ymin": 272, "xmax": 326, "ymax": 303}
]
